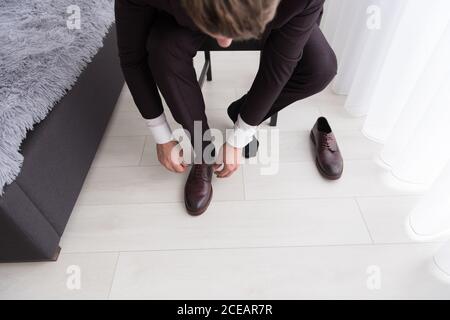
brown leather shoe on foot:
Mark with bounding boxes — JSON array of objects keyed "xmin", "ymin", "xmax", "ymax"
[
  {"xmin": 310, "ymin": 117, "xmax": 343, "ymax": 180},
  {"xmin": 184, "ymin": 164, "xmax": 213, "ymax": 216}
]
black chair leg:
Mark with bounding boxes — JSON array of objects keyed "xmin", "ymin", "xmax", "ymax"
[
  {"xmin": 269, "ymin": 113, "xmax": 278, "ymax": 127},
  {"xmin": 198, "ymin": 51, "xmax": 211, "ymax": 88},
  {"xmin": 205, "ymin": 50, "xmax": 212, "ymax": 81}
]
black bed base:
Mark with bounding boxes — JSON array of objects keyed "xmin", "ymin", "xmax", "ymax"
[{"xmin": 0, "ymin": 25, "xmax": 124, "ymax": 262}]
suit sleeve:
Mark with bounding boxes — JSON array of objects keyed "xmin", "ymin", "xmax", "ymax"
[{"xmin": 239, "ymin": 0, "xmax": 325, "ymax": 126}]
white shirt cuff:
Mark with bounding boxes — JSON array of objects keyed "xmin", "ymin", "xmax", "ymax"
[
  {"xmin": 226, "ymin": 114, "xmax": 257, "ymax": 148},
  {"xmin": 145, "ymin": 113, "xmax": 174, "ymax": 144}
]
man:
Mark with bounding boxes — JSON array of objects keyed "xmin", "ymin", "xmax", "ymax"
[{"xmin": 115, "ymin": 0, "xmax": 338, "ymax": 216}]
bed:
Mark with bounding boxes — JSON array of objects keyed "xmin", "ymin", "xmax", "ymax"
[{"xmin": 0, "ymin": 1, "xmax": 124, "ymax": 262}]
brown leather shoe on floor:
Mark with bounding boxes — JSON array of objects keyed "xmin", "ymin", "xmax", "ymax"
[
  {"xmin": 310, "ymin": 117, "xmax": 343, "ymax": 180},
  {"xmin": 184, "ymin": 164, "xmax": 213, "ymax": 216}
]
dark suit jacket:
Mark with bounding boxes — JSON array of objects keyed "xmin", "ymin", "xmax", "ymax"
[{"xmin": 119, "ymin": 0, "xmax": 325, "ymax": 125}]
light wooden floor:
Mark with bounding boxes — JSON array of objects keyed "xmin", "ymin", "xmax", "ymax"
[{"xmin": 1, "ymin": 52, "xmax": 450, "ymax": 299}]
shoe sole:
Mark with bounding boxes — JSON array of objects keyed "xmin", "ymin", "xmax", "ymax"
[
  {"xmin": 185, "ymin": 186, "xmax": 213, "ymax": 216},
  {"xmin": 310, "ymin": 131, "xmax": 343, "ymax": 181}
]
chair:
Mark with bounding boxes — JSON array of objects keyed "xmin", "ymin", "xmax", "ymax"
[{"xmin": 198, "ymin": 38, "xmax": 278, "ymax": 127}]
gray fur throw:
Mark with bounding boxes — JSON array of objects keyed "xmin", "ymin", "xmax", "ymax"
[{"xmin": 0, "ymin": 0, "xmax": 115, "ymax": 195}]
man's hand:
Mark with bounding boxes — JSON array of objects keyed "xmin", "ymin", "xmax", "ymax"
[
  {"xmin": 156, "ymin": 141, "xmax": 187, "ymax": 173},
  {"xmin": 213, "ymin": 143, "xmax": 242, "ymax": 178}
]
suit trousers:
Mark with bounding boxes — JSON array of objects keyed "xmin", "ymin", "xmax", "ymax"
[{"xmin": 116, "ymin": 9, "xmax": 337, "ymax": 149}]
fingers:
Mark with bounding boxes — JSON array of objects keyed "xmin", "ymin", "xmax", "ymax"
[
  {"xmin": 158, "ymin": 146, "xmax": 187, "ymax": 173},
  {"xmin": 173, "ymin": 150, "xmax": 187, "ymax": 173},
  {"xmin": 179, "ymin": 149, "xmax": 187, "ymax": 168},
  {"xmin": 162, "ymin": 159, "xmax": 187, "ymax": 173},
  {"xmin": 217, "ymin": 168, "xmax": 235, "ymax": 178},
  {"xmin": 217, "ymin": 170, "xmax": 231, "ymax": 178},
  {"xmin": 213, "ymin": 162, "xmax": 225, "ymax": 177},
  {"xmin": 158, "ymin": 142, "xmax": 241, "ymax": 176},
  {"xmin": 214, "ymin": 143, "xmax": 240, "ymax": 178},
  {"xmin": 172, "ymin": 163, "xmax": 187, "ymax": 173},
  {"xmin": 215, "ymin": 164, "xmax": 238, "ymax": 178},
  {"xmin": 159, "ymin": 159, "xmax": 180, "ymax": 173}
]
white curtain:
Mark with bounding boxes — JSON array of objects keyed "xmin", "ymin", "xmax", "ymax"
[{"xmin": 321, "ymin": 0, "xmax": 450, "ymax": 273}]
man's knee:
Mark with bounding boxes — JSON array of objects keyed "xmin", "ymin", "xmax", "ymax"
[
  {"xmin": 311, "ymin": 50, "xmax": 338, "ymax": 93},
  {"xmin": 323, "ymin": 49, "xmax": 338, "ymax": 82}
]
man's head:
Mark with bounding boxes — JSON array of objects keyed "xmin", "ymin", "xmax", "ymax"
[{"xmin": 181, "ymin": 0, "xmax": 280, "ymax": 48}]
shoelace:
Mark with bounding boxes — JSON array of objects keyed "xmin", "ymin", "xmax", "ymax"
[
  {"xmin": 193, "ymin": 165, "xmax": 208, "ymax": 180},
  {"xmin": 321, "ymin": 134, "xmax": 336, "ymax": 151}
]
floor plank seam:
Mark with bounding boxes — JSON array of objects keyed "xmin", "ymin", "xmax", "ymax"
[
  {"xmin": 76, "ymin": 193, "xmax": 421, "ymax": 208},
  {"xmin": 107, "ymin": 252, "xmax": 121, "ymax": 300},
  {"xmin": 354, "ymin": 197, "xmax": 375, "ymax": 244},
  {"xmin": 61, "ymin": 241, "xmax": 444, "ymax": 256},
  {"xmin": 137, "ymin": 135, "xmax": 148, "ymax": 166}
]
